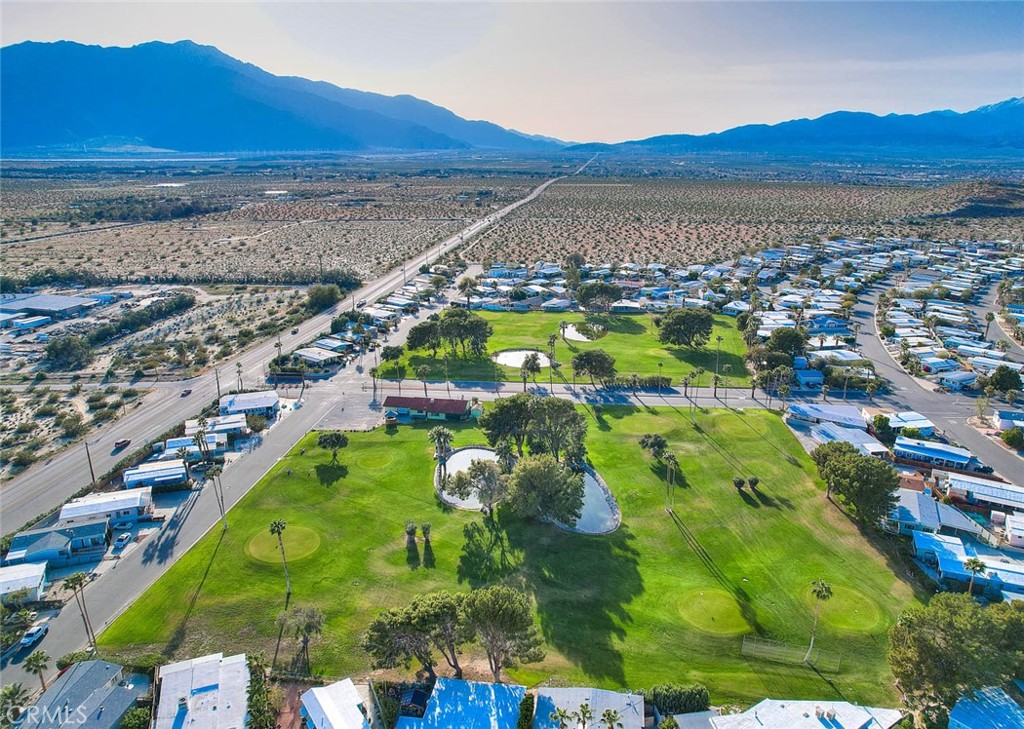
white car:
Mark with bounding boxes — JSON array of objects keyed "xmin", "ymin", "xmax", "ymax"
[
  {"xmin": 113, "ymin": 533, "xmax": 133, "ymax": 550},
  {"xmin": 110, "ymin": 521, "xmax": 134, "ymax": 531},
  {"xmin": 20, "ymin": 624, "xmax": 48, "ymax": 647}
]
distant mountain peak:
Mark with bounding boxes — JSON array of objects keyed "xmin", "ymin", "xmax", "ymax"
[{"xmin": 0, "ymin": 39, "xmax": 565, "ymax": 154}]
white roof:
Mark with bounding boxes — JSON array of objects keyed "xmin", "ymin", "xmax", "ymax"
[
  {"xmin": 59, "ymin": 487, "xmax": 151, "ymax": 520},
  {"xmin": 0, "ymin": 562, "xmax": 47, "ymax": 596},
  {"xmin": 301, "ymin": 679, "xmax": 369, "ymax": 729},
  {"xmin": 534, "ymin": 687, "xmax": 644, "ymax": 729},
  {"xmin": 710, "ymin": 699, "xmax": 903, "ymax": 729},
  {"xmin": 185, "ymin": 413, "xmax": 248, "ymax": 436},
  {"xmin": 220, "ymin": 390, "xmax": 280, "ymax": 412},
  {"xmin": 155, "ymin": 652, "xmax": 248, "ymax": 729},
  {"xmin": 123, "ymin": 459, "xmax": 187, "ymax": 486},
  {"xmin": 294, "ymin": 347, "xmax": 342, "ymax": 363}
]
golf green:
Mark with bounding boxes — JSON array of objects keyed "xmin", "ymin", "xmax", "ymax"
[
  {"xmin": 807, "ymin": 584, "xmax": 884, "ymax": 633},
  {"xmin": 678, "ymin": 589, "xmax": 751, "ymax": 636},
  {"xmin": 246, "ymin": 526, "xmax": 322, "ymax": 563}
]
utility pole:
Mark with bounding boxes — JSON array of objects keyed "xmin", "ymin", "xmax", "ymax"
[
  {"xmin": 214, "ymin": 368, "xmax": 222, "ymax": 399},
  {"xmin": 84, "ymin": 440, "xmax": 97, "ymax": 486}
]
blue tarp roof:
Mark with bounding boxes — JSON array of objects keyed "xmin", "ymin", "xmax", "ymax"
[
  {"xmin": 949, "ymin": 687, "xmax": 1024, "ymax": 729},
  {"xmin": 396, "ymin": 679, "xmax": 524, "ymax": 729}
]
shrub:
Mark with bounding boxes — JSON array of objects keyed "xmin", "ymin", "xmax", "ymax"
[
  {"xmin": 1002, "ymin": 427, "xmax": 1024, "ymax": 450},
  {"xmin": 57, "ymin": 651, "xmax": 91, "ymax": 669},
  {"xmin": 405, "ymin": 520, "xmax": 417, "ymax": 538},
  {"xmin": 516, "ymin": 693, "xmax": 535, "ymax": 729},
  {"xmin": 380, "ymin": 696, "xmax": 400, "ymax": 729},
  {"xmin": 119, "ymin": 708, "xmax": 151, "ymax": 729},
  {"xmin": 642, "ymin": 683, "xmax": 711, "ymax": 715}
]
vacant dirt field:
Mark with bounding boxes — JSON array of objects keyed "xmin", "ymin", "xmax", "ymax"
[
  {"xmin": 466, "ymin": 179, "xmax": 1024, "ymax": 266},
  {"xmin": 1, "ymin": 173, "xmax": 534, "ymax": 282}
]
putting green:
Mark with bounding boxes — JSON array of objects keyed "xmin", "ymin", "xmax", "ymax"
[
  {"xmin": 246, "ymin": 526, "xmax": 322, "ymax": 564},
  {"xmin": 806, "ymin": 584, "xmax": 884, "ymax": 632},
  {"xmin": 678, "ymin": 588, "xmax": 752, "ymax": 636},
  {"xmin": 356, "ymin": 450, "xmax": 396, "ymax": 470}
]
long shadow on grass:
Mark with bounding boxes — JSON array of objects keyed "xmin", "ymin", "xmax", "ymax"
[
  {"xmin": 503, "ymin": 516, "xmax": 644, "ymax": 685},
  {"xmin": 690, "ymin": 422, "xmax": 794, "ymax": 511},
  {"xmin": 668, "ymin": 510, "xmax": 765, "ymax": 637},
  {"xmin": 163, "ymin": 528, "xmax": 225, "ymax": 658},
  {"xmin": 457, "ymin": 520, "xmax": 521, "ymax": 586}
]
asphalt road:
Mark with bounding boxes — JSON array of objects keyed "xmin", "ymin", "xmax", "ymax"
[{"xmin": 0, "ymin": 172, "xmax": 570, "ymax": 533}]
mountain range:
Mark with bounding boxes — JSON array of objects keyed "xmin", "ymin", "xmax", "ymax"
[{"xmin": 1, "ymin": 40, "xmax": 1021, "ymax": 156}]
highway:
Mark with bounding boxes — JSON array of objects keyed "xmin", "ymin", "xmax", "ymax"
[{"xmin": 0, "ymin": 171, "xmax": 569, "ymax": 533}]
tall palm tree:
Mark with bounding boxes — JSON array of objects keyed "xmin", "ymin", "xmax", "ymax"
[
  {"xmin": 428, "ymin": 426, "xmax": 454, "ymax": 477},
  {"xmin": 270, "ymin": 520, "xmax": 291, "ymax": 600},
  {"xmin": 494, "ymin": 438, "xmax": 515, "ymax": 474},
  {"xmin": 985, "ymin": 311, "xmax": 995, "ymax": 339},
  {"xmin": 236, "ymin": 361, "xmax": 244, "ymax": 391},
  {"xmin": 417, "ymin": 365, "xmax": 431, "ymax": 397},
  {"xmin": 369, "ymin": 367, "xmax": 379, "ymax": 392},
  {"xmin": 24, "ymin": 651, "xmax": 49, "ymax": 693},
  {"xmin": 804, "ymin": 579, "xmax": 833, "ymax": 663},
  {"xmin": 280, "ymin": 605, "xmax": 325, "ymax": 672},
  {"xmin": 63, "ymin": 572, "xmax": 96, "ymax": 648},
  {"xmin": 558, "ymin": 320, "xmax": 569, "ymax": 341},
  {"xmin": 575, "ymin": 703, "xmax": 595, "ymax": 729},
  {"xmin": 0, "ymin": 682, "xmax": 30, "ymax": 724},
  {"xmin": 550, "ymin": 708, "xmax": 573, "ymax": 729},
  {"xmin": 964, "ymin": 557, "xmax": 987, "ymax": 595},
  {"xmin": 600, "ymin": 708, "xmax": 624, "ymax": 729},
  {"xmin": 206, "ymin": 465, "xmax": 228, "ymax": 530},
  {"xmin": 664, "ymin": 452, "xmax": 679, "ymax": 510},
  {"xmin": 457, "ymin": 276, "xmax": 477, "ymax": 307},
  {"xmin": 175, "ymin": 447, "xmax": 192, "ymax": 482}
]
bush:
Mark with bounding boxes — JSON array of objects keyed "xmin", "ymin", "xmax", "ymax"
[
  {"xmin": 57, "ymin": 650, "xmax": 91, "ymax": 669},
  {"xmin": 1002, "ymin": 427, "xmax": 1024, "ymax": 450},
  {"xmin": 119, "ymin": 707, "xmax": 151, "ymax": 729},
  {"xmin": 517, "ymin": 693, "xmax": 535, "ymax": 729},
  {"xmin": 642, "ymin": 683, "xmax": 711, "ymax": 715},
  {"xmin": 380, "ymin": 696, "xmax": 400, "ymax": 729},
  {"xmin": 246, "ymin": 414, "xmax": 268, "ymax": 433}
]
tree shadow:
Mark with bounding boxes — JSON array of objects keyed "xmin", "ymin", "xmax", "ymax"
[
  {"xmin": 750, "ymin": 487, "xmax": 781, "ymax": 509},
  {"xmin": 588, "ymin": 315, "xmax": 646, "ymax": 335},
  {"xmin": 456, "ymin": 519, "xmax": 521, "ymax": 586},
  {"xmin": 423, "ymin": 538, "xmax": 436, "ymax": 569},
  {"xmin": 503, "ymin": 515, "xmax": 644, "ymax": 685},
  {"xmin": 738, "ymin": 489, "xmax": 761, "ymax": 508},
  {"xmin": 315, "ymin": 463, "xmax": 349, "ymax": 486},
  {"xmin": 668, "ymin": 510, "xmax": 766, "ymax": 637},
  {"xmin": 163, "ymin": 528, "xmax": 224, "ymax": 658},
  {"xmin": 406, "ymin": 533, "xmax": 421, "ymax": 570}
]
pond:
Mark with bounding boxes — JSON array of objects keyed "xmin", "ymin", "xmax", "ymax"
[
  {"xmin": 491, "ymin": 349, "xmax": 552, "ymax": 368},
  {"xmin": 437, "ymin": 447, "xmax": 620, "ymax": 534},
  {"xmin": 438, "ymin": 447, "xmax": 499, "ymax": 510}
]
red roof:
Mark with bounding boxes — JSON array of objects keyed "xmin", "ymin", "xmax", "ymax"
[{"xmin": 383, "ymin": 396, "xmax": 470, "ymax": 415}]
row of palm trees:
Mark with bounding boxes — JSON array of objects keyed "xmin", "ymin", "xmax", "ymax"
[{"xmin": 549, "ymin": 703, "xmax": 625, "ymax": 729}]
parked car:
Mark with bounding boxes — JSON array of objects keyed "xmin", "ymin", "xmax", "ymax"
[
  {"xmin": 3, "ymin": 610, "xmax": 37, "ymax": 627},
  {"xmin": 180, "ymin": 389, "xmax": 192, "ymax": 397},
  {"xmin": 291, "ymin": 328, "xmax": 299, "ymax": 335},
  {"xmin": 113, "ymin": 533, "xmax": 133, "ymax": 550},
  {"xmin": 111, "ymin": 520, "xmax": 134, "ymax": 531},
  {"xmin": 20, "ymin": 624, "xmax": 48, "ymax": 647},
  {"xmin": 356, "ymin": 299, "xmax": 367, "ymax": 308},
  {"xmin": 113, "ymin": 438, "xmax": 131, "ymax": 450}
]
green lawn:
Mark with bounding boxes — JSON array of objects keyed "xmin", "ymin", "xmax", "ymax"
[
  {"xmin": 98, "ymin": 409, "xmax": 920, "ymax": 705},
  {"xmin": 377, "ymin": 311, "xmax": 749, "ymax": 384}
]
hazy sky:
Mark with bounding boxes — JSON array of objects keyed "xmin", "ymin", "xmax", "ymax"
[{"xmin": 3, "ymin": 1, "xmax": 1022, "ymax": 142}]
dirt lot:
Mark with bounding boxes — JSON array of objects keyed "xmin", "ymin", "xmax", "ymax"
[
  {"xmin": 0, "ymin": 383, "xmax": 144, "ymax": 480},
  {"xmin": 466, "ymin": 178, "xmax": 1024, "ymax": 266},
  {"xmin": 1, "ymin": 169, "xmax": 535, "ymax": 282}
]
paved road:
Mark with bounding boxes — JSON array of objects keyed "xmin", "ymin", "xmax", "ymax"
[{"xmin": 0, "ymin": 172, "xmax": 570, "ymax": 533}]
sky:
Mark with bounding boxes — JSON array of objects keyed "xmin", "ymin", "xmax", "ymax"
[{"xmin": 3, "ymin": 1, "xmax": 1022, "ymax": 143}]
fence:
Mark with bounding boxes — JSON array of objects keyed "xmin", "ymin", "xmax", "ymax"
[{"xmin": 741, "ymin": 635, "xmax": 842, "ymax": 673}]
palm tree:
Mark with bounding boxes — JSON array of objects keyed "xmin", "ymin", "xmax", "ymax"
[
  {"xmin": 804, "ymin": 579, "xmax": 833, "ymax": 663},
  {"xmin": 207, "ymin": 465, "xmax": 228, "ymax": 530},
  {"xmin": 369, "ymin": 366, "xmax": 379, "ymax": 392},
  {"xmin": 176, "ymin": 447, "xmax": 192, "ymax": 482},
  {"xmin": 629, "ymin": 373, "xmax": 639, "ymax": 396},
  {"xmin": 63, "ymin": 571, "xmax": 96, "ymax": 648},
  {"xmin": 558, "ymin": 320, "xmax": 569, "ymax": 341},
  {"xmin": 279, "ymin": 605, "xmax": 325, "ymax": 672},
  {"xmin": 417, "ymin": 365, "xmax": 431, "ymax": 397},
  {"xmin": 24, "ymin": 651, "xmax": 49, "ymax": 693},
  {"xmin": 575, "ymin": 703, "xmax": 595, "ymax": 729},
  {"xmin": 428, "ymin": 426, "xmax": 455, "ymax": 477},
  {"xmin": 821, "ymin": 384, "xmax": 830, "ymax": 402},
  {"xmin": 270, "ymin": 520, "xmax": 291, "ymax": 600},
  {"xmin": 550, "ymin": 708, "xmax": 574, "ymax": 729},
  {"xmin": 964, "ymin": 557, "xmax": 987, "ymax": 595},
  {"xmin": 0, "ymin": 682, "xmax": 30, "ymax": 724},
  {"xmin": 985, "ymin": 311, "xmax": 995, "ymax": 339},
  {"xmin": 600, "ymin": 708, "xmax": 624, "ymax": 729},
  {"xmin": 520, "ymin": 362, "xmax": 530, "ymax": 392},
  {"xmin": 457, "ymin": 276, "xmax": 477, "ymax": 307},
  {"xmin": 236, "ymin": 361, "xmax": 243, "ymax": 391},
  {"xmin": 192, "ymin": 430, "xmax": 209, "ymax": 463}
]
